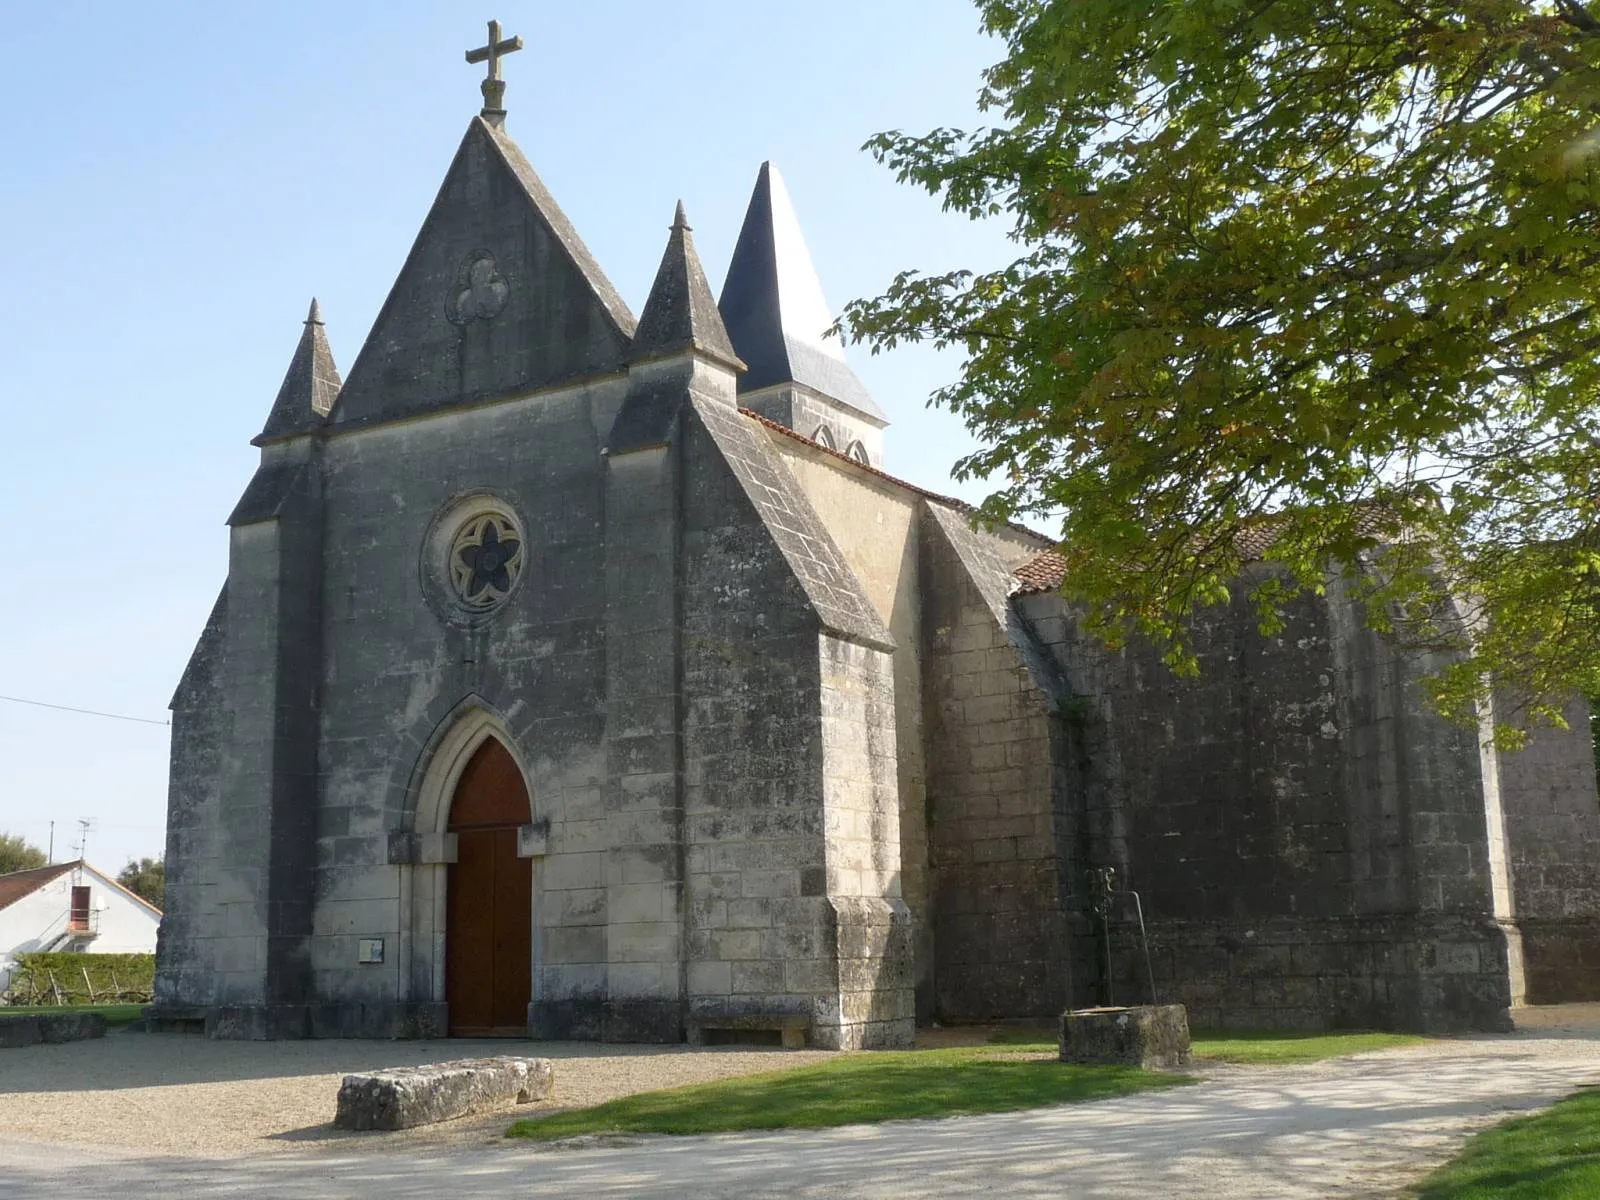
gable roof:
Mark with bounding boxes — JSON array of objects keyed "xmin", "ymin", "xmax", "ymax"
[
  {"xmin": 0, "ymin": 863, "xmax": 74, "ymax": 912},
  {"xmin": 329, "ymin": 116, "xmax": 636, "ymax": 429},
  {"xmin": 0, "ymin": 860, "xmax": 163, "ymax": 918},
  {"xmin": 80, "ymin": 861, "xmax": 164, "ymax": 917}
]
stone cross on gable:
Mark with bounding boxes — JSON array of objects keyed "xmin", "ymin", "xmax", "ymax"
[{"xmin": 466, "ymin": 19, "xmax": 523, "ymax": 123}]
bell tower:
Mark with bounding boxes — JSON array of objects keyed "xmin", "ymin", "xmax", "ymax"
[{"xmin": 718, "ymin": 162, "xmax": 888, "ymax": 466}]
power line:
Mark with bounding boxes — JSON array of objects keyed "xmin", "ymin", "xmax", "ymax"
[
  {"xmin": 4, "ymin": 818, "xmax": 166, "ymax": 831},
  {"xmin": 0, "ymin": 694, "xmax": 169, "ymax": 728}
]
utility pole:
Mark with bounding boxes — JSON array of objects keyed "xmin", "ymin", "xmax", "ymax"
[{"xmin": 47, "ymin": 821, "xmax": 54, "ymax": 864}]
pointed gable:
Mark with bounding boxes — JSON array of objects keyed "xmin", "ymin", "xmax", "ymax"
[
  {"xmin": 330, "ymin": 117, "xmax": 637, "ymax": 428},
  {"xmin": 254, "ymin": 299, "xmax": 342, "ymax": 445},
  {"xmin": 630, "ymin": 202, "xmax": 744, "ymax": 370},
  {"xmin": 718, "ymin": 162, "xmax": 885, "ymax": 423}
]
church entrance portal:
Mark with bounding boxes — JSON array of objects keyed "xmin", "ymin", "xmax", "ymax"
[{"xmin": 445, "ymin": 737, "xmax": 532, "ymax": 1036}]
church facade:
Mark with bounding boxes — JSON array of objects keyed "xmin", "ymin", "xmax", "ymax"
[{"xmin": 154, "ymin": 84, "xmax": 1600, "ymax": 1045}]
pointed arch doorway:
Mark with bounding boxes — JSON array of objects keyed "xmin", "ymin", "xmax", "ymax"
[{"xmin": 445, "ymin": 737, "xmax": 532, "ymax": 1036}]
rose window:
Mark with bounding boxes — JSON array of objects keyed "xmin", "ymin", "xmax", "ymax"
[{"xmin": 449, "ymin": 512, "xmax": 524, "ymax": 611}]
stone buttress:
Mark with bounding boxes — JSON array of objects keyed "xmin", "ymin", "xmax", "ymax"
[{"xmin": 157, "ymin": 304, "xmax": 339, "ymax": 1036}]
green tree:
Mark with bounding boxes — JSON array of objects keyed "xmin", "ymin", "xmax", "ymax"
[
  {"xmin": 846, "ymin": 0, "xmax": 1600, "ymax": 736},
  {"xmin": 117, "ymin": 857, "xmax": 164, "ymax": 909},
  {"xmin": 0, "ymin": 833, "xmax": 47, "ymax": 875}
]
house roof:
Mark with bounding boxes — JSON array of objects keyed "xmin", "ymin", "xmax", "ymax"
[
  {"xmin": 88, "ymin": 862, "xmax": 164, "ymax": 917},
  {"xmin": 0, "ymin": 860, "xmax": 162, "ymax": 917},
  {"xmin": 0, "ymin": 862, "xmax": 74, "ymax": 912},
  {"xmin": 1010, "ymin": 507, "xmax": 1401, "ymax": 597},
  {"xmin": 1012, "ymin": 549, "xmax": 1069, "ymax": 595}
]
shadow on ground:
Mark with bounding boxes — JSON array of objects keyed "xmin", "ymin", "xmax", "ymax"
[
  {"xmin": 3, "ymin": 1031, "xmax": 800, "ymax": 1092},
  {"xmin": 1, "ymin": 1040, "xmax": 1597, "ymax": 1199}
]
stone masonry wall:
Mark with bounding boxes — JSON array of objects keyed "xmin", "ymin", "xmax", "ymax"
[
  {"xmin": 679, "ymin": 404, "xmax": 835, "ymax": 1042},
  {"xmin": 592, "ymin": 430, "xmax": 684, "ymax": 1043},
  {"xmin": 678, "ymin": 402, "xmax": 911, "ymax": 1048},
  {"xmin": 766, "ymin": 438, "xmax": 930, "ymax": 1022},
  {"xmin": 818, "ymin": 636, "xmax": 914, "ymax": 1047},
  {"xmin": 206, "ymin": 449, "xmax": 322, "ymax": 1037},
  {"xmin": 1495, "ymin": 696, "xmax": 1600, "ymax": 1002},
  {"xmin": 313, "ymin": 379, "xmax": 618, "ymax": 1036},
  {"xmin": 1018, "ymin": 572, "xmax": 1516, "ymax": 1033},
  {"xmin": 1326, "ymin": 581, "xmax": 1517, "ymax": 1028},
  {"xmin": 155, "ymin": 588, "xmax": 228, "ymax": 1011},
  {"xmin": 921, "ymin": 514, "xmax": 1070, "ymax": 1020}
]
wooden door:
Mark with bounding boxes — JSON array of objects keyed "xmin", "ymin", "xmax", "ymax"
[{"xmin": 445, "ymin": 738, "xmax": 533, "ymax": 1036}]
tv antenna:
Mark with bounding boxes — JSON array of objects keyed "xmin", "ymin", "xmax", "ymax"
[{"xmin": 71, "ymin": 818, "xmax": 94, "ymax": 865}]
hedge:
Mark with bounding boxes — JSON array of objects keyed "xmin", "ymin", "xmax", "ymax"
[{"xmin": 3, "ymin": 953, "xmax": 155, "ymax": 1005}]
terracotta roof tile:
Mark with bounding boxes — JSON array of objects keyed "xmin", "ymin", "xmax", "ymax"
[
  {"xmin": 1013, "ymin": 550, "xmax": 1069, "ymax": 595},
  {"xmin": 0, "ymin": 861, "xmax": 74, "ymax": 912},
  {"xmin": 1009, "ymin": 507, "xmax": 1400, "ymax": 597}
]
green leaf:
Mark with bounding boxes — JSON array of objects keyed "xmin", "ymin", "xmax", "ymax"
[{"xmin": 847, "ymin": 0, "xmax": 1600, "ymax": 732}]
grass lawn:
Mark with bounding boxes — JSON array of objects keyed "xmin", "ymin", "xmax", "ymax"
[
  {"xmin": 988, "ymin": 1026, "xmax": 1429, "ymax": 1064},
  {"xmin": 1189, "ymin": 1030, "xmax": 1428, "ymax": 1064},
  {"xmin": 506, "ymin": 1044, "xmax": 1189, "ymax": 1141},
  {"xmin": 0, "ymin": 1003, "xmax": 147, "ymax": 1028},
  {"xmin": 1410, "ymin": 1089, "xmax": 1600, "ymax": 1199}
]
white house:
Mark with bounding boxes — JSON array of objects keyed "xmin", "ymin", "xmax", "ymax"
[{"xmin": 0, "ymin": 860, "xmax": 161, "ymax": 994}]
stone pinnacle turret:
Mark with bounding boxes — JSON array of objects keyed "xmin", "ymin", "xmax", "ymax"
[
  {"xmin": 253, "ymin": 298, "xmax": 343, "ymax": 445},
  {"xmin": 629, "ymin": 201, "xmax": 745, "ymax": 371}
]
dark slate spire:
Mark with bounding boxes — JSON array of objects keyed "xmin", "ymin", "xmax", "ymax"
[
  {"xmin": 630, "ymin": 201, "xmax": 744, "ymax": 371},
  {"xmin": 718, "ymin": 162, "xmax": 885, "ymax": 422},
  {"xmin": 254, "ymin": 299, "xmax": 342, "ymax": 445}
]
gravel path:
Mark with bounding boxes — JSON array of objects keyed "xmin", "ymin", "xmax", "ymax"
[
  {"xmin": 2, "ymin": 1010, "xmax": 1598, "ymax": 1197},
  {"xmin": 0, "ymin": 1032, "xmax": 833, "ymax": 1156}
]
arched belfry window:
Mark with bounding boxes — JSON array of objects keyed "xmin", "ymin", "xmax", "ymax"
[
  {"xmin": 811, "ymin": 424, "xmax": 837, "ymax": 450},
  {"xmin": 846, "ymin": 440, "xmax": 870, "ymax": 465}
]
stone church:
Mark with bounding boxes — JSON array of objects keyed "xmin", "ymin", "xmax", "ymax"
[{"xmin": 154, "ymin": 46, "xmax": 1600, "ymax": 1046}]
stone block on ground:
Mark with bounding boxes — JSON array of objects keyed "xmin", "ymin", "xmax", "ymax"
[
  {"xmin": 1059, "ymin": 1004, "xmax": 1191, "ymax": 1069},
  {"xmin": 0, "ymin": 1011, "xmax": 107, "ymax": 1049},
  {"xmin": 334, "ymin": 1056, "xmax": 554, "ymax": 1131}
]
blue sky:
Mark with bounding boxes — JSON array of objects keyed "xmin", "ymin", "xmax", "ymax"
[{"xmin": 0, "ymin": 2, "xmax": 1015, "ymax": 872}]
